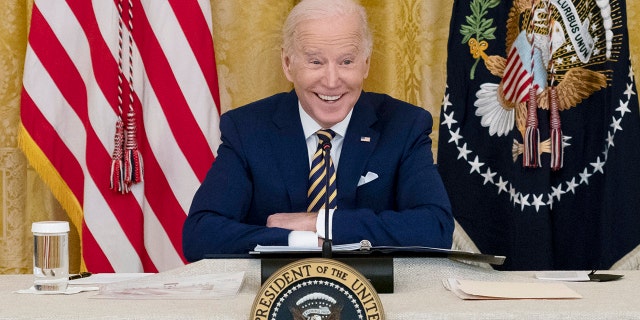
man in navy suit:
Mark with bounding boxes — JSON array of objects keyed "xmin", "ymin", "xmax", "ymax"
[{"xmin": 182, "ymin": 0, "xmax": 453, "ymax": 261}]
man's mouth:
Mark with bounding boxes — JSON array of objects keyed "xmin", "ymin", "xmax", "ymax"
[{"xmin": 317, "ymin": 93, "xmax": 342, "ymax": 101}]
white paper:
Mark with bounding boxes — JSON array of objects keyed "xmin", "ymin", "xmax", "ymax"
[
  {"xmin": 69, "ymin": 273, "xmax": 154, "ymax": 285},
  {"xmin": 253, "ymin": 242, "xmax": 361, "ymax": 253},
  {"xmin": 444, "ymin": 278, "xmax": 582, "ymax": 300},
  {"xmin": 534, "ymin": 271, "xmax": 591, "ymax": 282},
  {"xmin": 93, "ymin": 271, "xmax": 244, "ymax": 300},
  {"xmin": 15, "ymin": 286, "xmax": 99, "ymax": 295}
]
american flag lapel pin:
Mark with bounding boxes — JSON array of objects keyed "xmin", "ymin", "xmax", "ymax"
[{"xmin": 360, "ymin": 136, "xmax": 371, "ymax": 142}]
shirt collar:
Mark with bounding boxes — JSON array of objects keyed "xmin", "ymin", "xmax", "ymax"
[{"xmin": 299, "ymin": 101, "xmax": 352, "ymax": 140}]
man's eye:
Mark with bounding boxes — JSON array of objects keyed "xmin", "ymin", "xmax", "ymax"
[
  {"xmin": 311, "ymin": 60, "xmax": 321, "ymax": 65},
  {"xmin": 343, "ymin": 59, "xmax": 353, "ymax": 65}
]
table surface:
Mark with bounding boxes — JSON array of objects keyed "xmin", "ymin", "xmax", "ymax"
[{"xmin": 1, "ymin": 257, "xmax": 637, "ymax": 320}]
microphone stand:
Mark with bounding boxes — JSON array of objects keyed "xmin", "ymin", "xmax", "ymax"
[{"xmin": 321, "ymin": 141, "xmax": 333, "ymax": 259}]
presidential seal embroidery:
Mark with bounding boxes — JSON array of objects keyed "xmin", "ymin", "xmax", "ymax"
[
  {"xmin": 441, "ymin": 0, "xmax": 633, "ymax": 212},
  {"xmin": 250, "ymin": 258, "xmax": 384, "ymax": 320}
]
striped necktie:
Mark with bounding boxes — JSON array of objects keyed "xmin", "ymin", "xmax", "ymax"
[{"xmin": 307, "ymin": 129, "xmax": 337, "ymax": 212}]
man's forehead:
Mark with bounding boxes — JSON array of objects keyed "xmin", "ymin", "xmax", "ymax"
[{"xmin": 294, "ymin": 29, "xmax": 364, "ymax": 53}]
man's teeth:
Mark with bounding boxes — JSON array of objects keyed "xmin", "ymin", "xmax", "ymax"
[{"xmin": 318, "ymin": 94, "xmax": 341, "ymax": 101}]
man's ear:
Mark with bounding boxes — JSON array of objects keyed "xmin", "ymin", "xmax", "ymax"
[
  {"xmin": 363, "ymin": 55, "xmax": 371, "ymax": 79},
  {"xmin": 281, "ymin": 48, "xmax": 294, "ymax": 82}
]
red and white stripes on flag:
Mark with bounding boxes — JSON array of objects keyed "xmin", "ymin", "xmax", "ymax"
[
  {"xmin": 19, "ymin": 0, "xmax": 221, "ymax": 273},
  {"xmin": 501, "ymin": 44, "xmax": 537, "ymax": 103},
  {"xmin": 500, "ymin": 31, "xmax": 548, "ymax": 104}
]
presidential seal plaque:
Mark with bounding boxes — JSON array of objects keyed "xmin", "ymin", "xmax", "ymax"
[{"xmin": 251, "ymin": 258, "xmax": 384, "ymax": 320}]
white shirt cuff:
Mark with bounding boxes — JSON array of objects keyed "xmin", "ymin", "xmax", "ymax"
[
  {"xmin": 316, "ymin": 209, "xmax": 334, "ymax": 239},
  {"xmin": 288, "ymin": 231, "xmax": 319, "ymax": 247}
]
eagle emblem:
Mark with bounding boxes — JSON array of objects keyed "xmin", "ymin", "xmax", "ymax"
[
  {"xmin": 289, "ymin": 293, "xmax": 343, "ymax": 320},
  {"xmin": 464, "ymin": 0, "xmax": 611, "ymax": 168},
  {"xmin": 440, "ymin": 0, "xmax": 635, "ymax": 211}
]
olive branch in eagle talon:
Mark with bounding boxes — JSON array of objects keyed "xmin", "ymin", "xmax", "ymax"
[{"xmin": 460, "ymin": 0, "xmax": 500, "ymax": 80}]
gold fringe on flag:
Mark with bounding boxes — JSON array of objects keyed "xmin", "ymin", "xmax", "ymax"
[{"xmin": 17, "ymin": 124, "xmax": 87, "ymax": 272}]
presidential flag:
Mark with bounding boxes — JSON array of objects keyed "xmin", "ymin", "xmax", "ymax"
[
  {"xmin": 19, "ymin": 0, "xmax": 221, "ymax": 272},
  {"xmin": 438, "ymin": 0, "xmax": 640, "ymax": 270}
]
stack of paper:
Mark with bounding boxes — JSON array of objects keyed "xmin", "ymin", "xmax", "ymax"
[
  {"xmin": 93, "ymin": 271, "xmax": 245, "ymax": 300},
  {"xmin": 444, "ymin": 278, "xmax": 582, "ymax": 300}
]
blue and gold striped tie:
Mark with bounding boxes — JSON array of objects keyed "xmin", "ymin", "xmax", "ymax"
[{"xmin": 307, "ymin": 129, "xmax": 337, "ymax": 212}]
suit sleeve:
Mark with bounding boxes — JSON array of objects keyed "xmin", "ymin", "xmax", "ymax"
[
  {"xmin": 182, "ymin": 113, "xmax": 290, "ymax": 261},
  {"xmin": 331, "ymin": 109, "xmax": 454, "ymax": 248}
]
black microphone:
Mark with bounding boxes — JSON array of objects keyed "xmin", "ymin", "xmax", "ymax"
[{"xmin": 321, "ymin": 141, "xmax": 333, "ymax": 259}]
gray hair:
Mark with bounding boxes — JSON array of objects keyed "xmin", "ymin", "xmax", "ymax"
[{"xmin": 282, "ymin": 0, "xmax": 373, "ymax": 58}]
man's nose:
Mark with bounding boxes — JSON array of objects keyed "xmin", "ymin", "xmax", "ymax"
[{"xmin": 324, "ymin": 63, "xmax": 340, "ymax": 88}]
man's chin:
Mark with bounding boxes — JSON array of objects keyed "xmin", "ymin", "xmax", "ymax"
[{"xmin": 316, "ymin": 113, "xmax": 350, "ymax": 127}]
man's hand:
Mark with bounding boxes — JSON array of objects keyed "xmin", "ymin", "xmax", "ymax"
[{"xmin": 266, "ymin": 212, "xmax": 318, "ymax": 232}]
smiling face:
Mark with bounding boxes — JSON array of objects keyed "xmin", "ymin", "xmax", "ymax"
[{"xmin": 281, "ymin": 13, "xmax": 370, "ymax": 128}]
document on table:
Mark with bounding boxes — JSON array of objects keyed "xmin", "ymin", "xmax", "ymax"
[
  {"xmin": 443, "ymin": 278, "xmax": 582, "ymax": 300},
  {"xmin": 253, "ymin": 242, "xmax": 362, "ymax": 252},
  {"xmin": 69, "ymin": 273, "xmax": 154, "ymax": 285},
  {"xmin": 251, "ymin": 241, "xmax": 506, "ymax": 266},
  {"xmin": 534, "ymin": 271, "xmax": 591, "ymax": 282},
  {"xmin": 92, "ymin": 271, "xmax": 245, "ymax": 300}
]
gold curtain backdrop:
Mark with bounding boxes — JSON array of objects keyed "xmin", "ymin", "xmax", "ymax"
[{"xmin": 1, "ymin": 0, "xmax": 639, "ymax": 274}]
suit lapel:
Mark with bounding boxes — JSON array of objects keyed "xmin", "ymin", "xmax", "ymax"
[
  {"xmin": 337, "ymin": 93, "xmax": 379, "ymax": 208},
  {"xmin": 269, "ymin": 91, "xmax": 380, "ymax": 211},
  {"xmin": 270, "ymin": 91, "xmax": 309, "ymax": 211}
]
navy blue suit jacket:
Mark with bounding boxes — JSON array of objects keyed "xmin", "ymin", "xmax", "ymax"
[{"xmin": 182, "ymin": 91, "xmax": 453, "ymax": 261}]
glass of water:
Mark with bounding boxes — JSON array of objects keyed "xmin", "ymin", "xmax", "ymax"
[{"xmin": 32, "ymin": 221, "xmax": 69, "ymax": 292}]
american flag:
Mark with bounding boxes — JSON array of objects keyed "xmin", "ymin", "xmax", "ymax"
[
  {"xmin": 19, "ymin": 0, "xmax": 220, "ymax": 273},
  {"xmin": 500, "ymin": 32, "xmax": 543, "ymax": 103}
]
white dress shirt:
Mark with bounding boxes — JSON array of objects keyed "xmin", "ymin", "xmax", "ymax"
[{"xmin": 288, "ymin": 102, "xmax": 353, "ymax": 247}]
